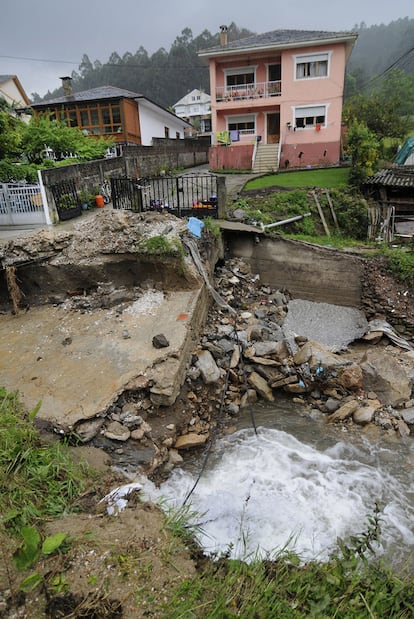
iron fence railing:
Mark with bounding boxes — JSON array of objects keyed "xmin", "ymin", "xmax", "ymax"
[
  {"xmin": 215, "ymin": 80, "xmax": 282, "ymax": 102},
  {"xmin": 50, "ymin": 180, "xmax": 81, "ymax": 221},
  {"xmin": 111, "ymin": 174, "xmax": 218, "ymax": 219}
]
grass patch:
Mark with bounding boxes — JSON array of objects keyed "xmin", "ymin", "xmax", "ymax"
[
  {"xmin": 284, "ymin": 233, "xmax": 374, "ymax": 249},
  {"xmin": 380, "ymin": 247, "xmax": 414, "ymax": 287},
  {"xmin": 245, "ymin": 167, "xmax": 350, "ymax": 190},
  {"xmin": 136, "ymin": 234, "xmax": 184, "ymax": 258},
  {"xmin": 162, "ymin": 505, "xmax": 414, "ymax": 618},
  {"xmin": 230, "ymin": 188, "xmax": 368, "ymax": 240},
  {"xmin": 0, "ymin": 388, "xmax": 87, "ymax": 533}
]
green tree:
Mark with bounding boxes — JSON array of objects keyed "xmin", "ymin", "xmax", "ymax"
[
  {"xmin": 343, "ymin": 93, "xmax": 408, "ymax": 141},
  {"xmin": 344, "ymin": 120, "xmax": 380, "ymax": 186},
  {"xmin": 379, "ymin": 69, "xmax": 414, "ymax": 117},
  {"xmin": 20, "ymin": 116, "xmax": 112, "ymax": 163},
  {"xmin": 0, "ymin": 101, "xmax": 24, "ymax": 159}
]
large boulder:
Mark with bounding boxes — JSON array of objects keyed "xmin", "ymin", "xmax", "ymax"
[
  {"xmin": 360, "ymin": 349, "xmax": 412, "ymax": 406},
  {"xmin": 196, "ymin": 350, "xmax": 221, "ymax": 384},
  {"xmin": 294, "ymin": 340, "xmax": 345, "ymax": 371}
]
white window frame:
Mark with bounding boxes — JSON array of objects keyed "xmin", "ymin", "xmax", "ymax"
[
  {"xmin": 292, "ymin": 104, "xmax": 328, "ymax": 130},
  {"xmin": 223, "ymin": 65, "xmax": 258, "ymax": 87},
  {"xmin": 225, "ymin": 113, "xmax": 257, "ymax": 135},
  {"xmin": 294, "ymin": 52, "xmax": 331, "ymax": 81}
]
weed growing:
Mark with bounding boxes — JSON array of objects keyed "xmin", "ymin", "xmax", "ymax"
[
  {"xmin": 0, "ymin": 387, "xmax": 87, "ymax": 533},
  {"xmin": 203, "ymin": 216, "xmax": 222, "ymax": 240},
  {"xmin": 381, "ymin": 247, "xmax": 414, "ymax": 287},
  {"xmin": 230, "ymin": 187, "xmax": 369, "ymax": 240},
  {"xmin": 162, "ymin": 504, "xmax": 414, "ymax": 618}
]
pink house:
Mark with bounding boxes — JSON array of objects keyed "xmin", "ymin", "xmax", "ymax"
[{"xmin": 198, "ymin": 27, "xmax": 357, "ymax": 172}]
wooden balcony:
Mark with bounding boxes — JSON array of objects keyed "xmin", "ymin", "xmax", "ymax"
[{"xmin": 215, "ymin": 81, "xmax": 281, "ymax": 103}]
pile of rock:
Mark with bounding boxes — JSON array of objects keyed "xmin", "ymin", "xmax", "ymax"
[
  {"xmin": 175, "ymin": 257, "xmax": 414, "ymax": 448},
  {"xmin": 85, "ymin": 256, "xmax": 414, "ymax": 477}
]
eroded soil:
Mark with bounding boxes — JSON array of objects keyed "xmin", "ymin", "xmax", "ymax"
[{"xmin": 2, "ymin": 211, "xmax": 414, "ymax": 618}]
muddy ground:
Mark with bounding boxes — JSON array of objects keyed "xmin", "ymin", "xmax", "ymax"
[{"xmin": 1, "ymin": 210, "xmax": 414, "ymax": 618}]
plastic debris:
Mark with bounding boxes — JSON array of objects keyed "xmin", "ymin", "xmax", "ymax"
[
  {"xmin": 100, "ymin": 482, "xmax": 142, "ymax": 515},
  {"xmin": 187, "ymin": 217, "xmax": 205, "ymax": 238}
]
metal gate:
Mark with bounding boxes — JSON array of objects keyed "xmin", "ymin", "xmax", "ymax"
[
  {"xmin": 111, "ymin": 174, "xmax": 218, "ymax": 218},
  {"xmin": 49, "ymin": 180, "xmax": 82, "ymax": 221},
  {"xmin": 0, "ymin": 183, "xmax": 47, "ymax": 226}
]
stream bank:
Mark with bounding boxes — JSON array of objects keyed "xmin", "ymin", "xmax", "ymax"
[{"xmin": 1, "ymin": 209, "xmax": 414, "ymax": 480}]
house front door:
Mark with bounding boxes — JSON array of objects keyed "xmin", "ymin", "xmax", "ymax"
[{"xmin": 267, "ymin": 112, "xmax": 280, "ymax": 144}]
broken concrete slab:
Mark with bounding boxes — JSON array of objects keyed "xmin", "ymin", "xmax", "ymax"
[
  {"xmin": 0, "ymin": 287, "xmax": 206, "ymax": 430},
  {"xmin": 283, "ymin": 299, "xmax": 368, "ymax": 352}
]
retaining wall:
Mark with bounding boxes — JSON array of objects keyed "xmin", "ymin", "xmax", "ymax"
[{"xmin": 225, "ymin": 232, "xmax": 364, "ymax": 307}]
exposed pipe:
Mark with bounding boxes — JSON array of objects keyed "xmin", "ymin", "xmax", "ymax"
[{"xmin": 259, "ymin": 212, "xmax": 311, "ymax": 231}]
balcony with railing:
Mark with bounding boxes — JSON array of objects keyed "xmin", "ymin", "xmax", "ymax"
[{"xmin": 215, "ymin": 81, "xmax": 281, "ymax": 103}]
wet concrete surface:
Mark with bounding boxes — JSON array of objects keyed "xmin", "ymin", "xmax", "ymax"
[{"xmin": 0, "ymin": 288, "xmax": 203, "ymax": 430}]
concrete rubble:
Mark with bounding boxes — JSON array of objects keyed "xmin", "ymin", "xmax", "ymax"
[
  {"xmin": 88, "ymin": 255, "xmax": 414, "ymax": 478},
  {"xmin": 1, "ymin": 210, "xmax": 414, "ymax": 479}
]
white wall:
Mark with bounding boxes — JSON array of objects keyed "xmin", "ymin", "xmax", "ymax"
[
  {"xmin": 138, "ymin": 99, "xmax": 189, "ymax": 145},
  {"xmin": 0, "ymin": 78, "xmax": 26, "ymax": 106}
]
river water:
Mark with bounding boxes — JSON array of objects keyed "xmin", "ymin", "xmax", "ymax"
[{"xmin": 142, "ymin": 397, "xmax": 414, "ymax": 569}]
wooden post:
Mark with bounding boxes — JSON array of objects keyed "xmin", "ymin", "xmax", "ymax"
[
  {"xmin": 312, "ymin": 190, "xmax": 330, "ymax": 236},
  {"xmin": 324, "ymin": 190, "xmax": 340, "ymax": 231}
]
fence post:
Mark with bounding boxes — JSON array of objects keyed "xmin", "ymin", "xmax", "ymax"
[
  {"xmin": 37, "ymin": 170, "xmax": 53, "ymax": 225},
  {"xmin": 216, "ymin": 176, "xmax": 226, "ymax": 219}
]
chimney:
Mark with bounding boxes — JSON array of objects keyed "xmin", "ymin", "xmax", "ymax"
[
  {"xmin": 60, "ymin": 76, "xmax": 73, "ymax": 96},
  {"xmin": 219, "ymin": 25, "xmax": 228, "ymax": 47}
]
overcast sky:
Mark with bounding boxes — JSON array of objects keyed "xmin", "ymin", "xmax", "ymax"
[{"xmin": 1, "ymin": 0, "xmax": 413, "ymax": 99}]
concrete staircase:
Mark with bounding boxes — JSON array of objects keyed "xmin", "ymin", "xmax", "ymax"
[{"xmin": 253, "ymin": 143, "xmax": 280, "ymax": 174}]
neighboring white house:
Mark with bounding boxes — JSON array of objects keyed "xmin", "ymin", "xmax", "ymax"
[
  {"xmin": 137, "ymin": 97, "xmax": 192, "ymax": 144},
  {"xmin": 0, "ymin": 74, "xmax": 31, "ymax": 122},
  {"xmin": 173, "ymin": 89, "xmax": 211, "ymax": 134}
]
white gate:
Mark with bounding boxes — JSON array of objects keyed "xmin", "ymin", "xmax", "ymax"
[{"xmin": 0, "ymin": 183, "xmax": 47, "ymax": 226}]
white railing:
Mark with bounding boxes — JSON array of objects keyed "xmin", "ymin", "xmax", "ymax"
[
  {"xmin": 215, "ymin": 81, "xmax": 281, "ymax": 102},
  {"xmin": 239, "ymin": 129, "xmax": 256, "ymax": 137},
  {"xmin": 0, "ymin": 183, "xmax": 47, "ymax": 226}
]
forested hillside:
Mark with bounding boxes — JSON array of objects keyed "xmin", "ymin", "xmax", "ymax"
[
  {"xmin": 32, "ymin": 18, "xmax": 414, "ymax": 110},
  {"xmin": 348, "ymin": 17, "xmax": 414, "ymax": 80},
  {"xmin": 32, "ymin": 23, "xmax": 252, "ymax": 109}
]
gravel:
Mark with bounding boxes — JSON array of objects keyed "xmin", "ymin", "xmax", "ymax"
[{"xmin": 283, "ymin": 299, "xmax": 369, "ymax": 352}]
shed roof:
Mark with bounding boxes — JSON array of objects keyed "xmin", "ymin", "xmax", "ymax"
[{"xmin": 365, "ymin": 166, "xmax": 414, "ymax": 188}]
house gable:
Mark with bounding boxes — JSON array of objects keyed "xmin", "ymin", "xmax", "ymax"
[{"xmin": 0, "ymin": 74, "xmax": 31, "ymax": 107}]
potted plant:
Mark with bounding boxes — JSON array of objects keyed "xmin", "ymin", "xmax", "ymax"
[
  {"xmin": 78, "ymin": 188, "xmax": 94, "ymax": 210},
  {"xmin": 56, "ymin": 193, "xmax": 81, "ymax": 221}
]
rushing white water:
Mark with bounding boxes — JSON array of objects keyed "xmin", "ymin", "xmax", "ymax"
[{"xmin": 142, "ymin": 405, "xmax": 414, "ymax": 566}]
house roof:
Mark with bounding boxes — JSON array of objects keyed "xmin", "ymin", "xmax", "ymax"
[
  {"xmin": 31, "ymin": 85, "xmax": 143, "ymax": 108},
  {"xmin": 31, "ymin": 84, "xmax": 192, "ymax": 127},
  {"xmin": 365, "ymin": 166, "xmax": 414, "ymax": 188},
  {"xmin": 173, "ymin": 89, "xmax": 211, "ymax": 108},
  {"xmin": 198, "ymin": 29, "xmax": 357, "ymax": 59},
  {"xmin": 0, "ymin": 74, "xmax": 31, "ymax": 106}
]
